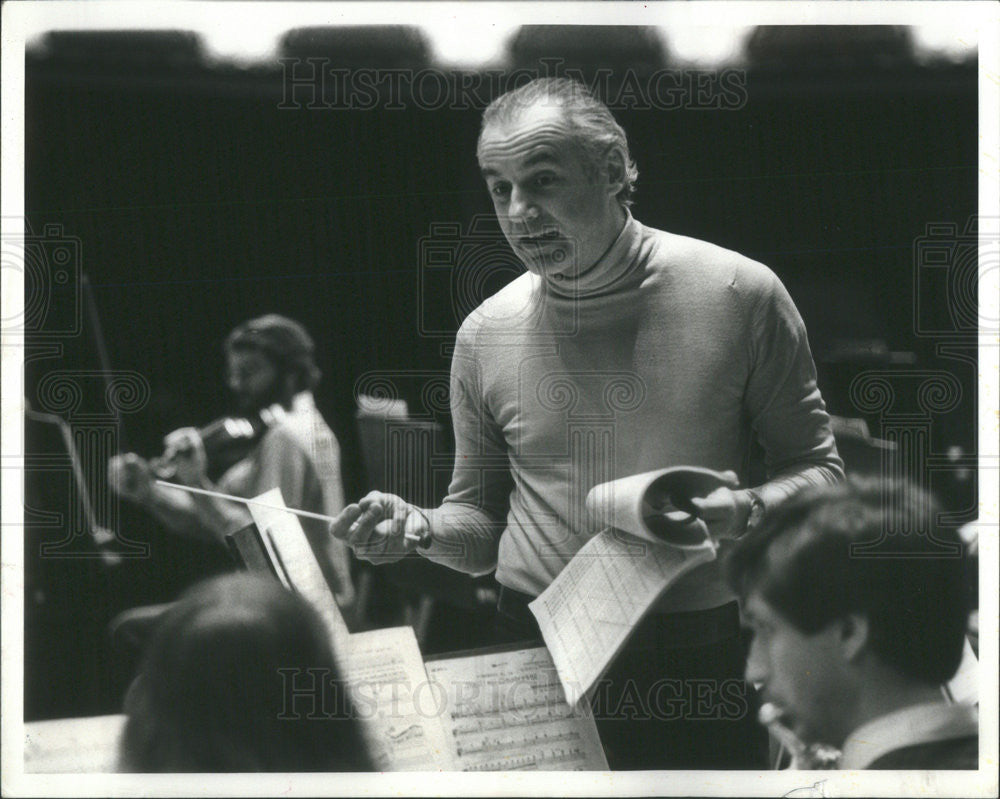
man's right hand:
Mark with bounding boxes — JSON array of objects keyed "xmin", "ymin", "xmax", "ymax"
[
  {"xmin": 329, "ymin": 491, "xmax": 427, "ymax": 565},
  {"xmin": 108, "ymin": 453, "xmax": 154, "ymax": 503}
]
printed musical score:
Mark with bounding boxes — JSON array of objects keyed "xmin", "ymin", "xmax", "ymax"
[
  {"xmin": 341, "ymin": 627, "xmax": 456, "ymax": 771},
  {"xmin": 425, "ymin": 646, "xmax": 607, "ymax": 771},
  {"xmin": 530, "ymin": 527, "xmax": 715, "ymax": 706},
  {"xmin": 527, "ymin": 469, "xmax": 728, "ymax": 706}
]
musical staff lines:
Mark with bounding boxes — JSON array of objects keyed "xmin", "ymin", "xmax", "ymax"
[
  {"xmin": 425, "ymin": 646, "xmax": 608, "ymax": 771},
  {"xmin": 463, "ymin": 745, "xmax": 592, "ymax": 771}
]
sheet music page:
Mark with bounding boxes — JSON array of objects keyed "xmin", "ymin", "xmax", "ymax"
[
  {"xmin": 341, "ymin": 627, "xmax": 457, "ymax": 771},
  {"xmin": 246, "ymin": 488, "xmax": 350, "ymax": 647},
  {"xmin": 944, "ymin": 636, "xmax": 979, "ymax": 705},
  {"xmin": 246, "ymin": 492, "xmax": 453, "ymax": 770},
  {"xmin": 425, "ymin": 646, "xmax": 608, "ymax": 771},
  {"xmin": 530, "ymin": 529, "xmax": 716, "ymax": 707},
  {"xmin": 24, "ymin": 715, "xmax": 125, "ymax": 773}
]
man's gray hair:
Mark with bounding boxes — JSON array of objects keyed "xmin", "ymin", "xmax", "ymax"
[{"xmin": 478, "ymin": 77, "xmax": 639, "ymax": 207}]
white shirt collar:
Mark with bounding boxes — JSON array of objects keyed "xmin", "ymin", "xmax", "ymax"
[
  {"xmin": 839, "ymin": 701, "xmax": 978, "ymax": 770},
  {"xmin": 290, "ymin": 391, "xmax": 315, "ymax": 413}
]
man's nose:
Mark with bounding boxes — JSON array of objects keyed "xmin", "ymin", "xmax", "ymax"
[{"xmin": 507, "ymin": 187, "xmax": 537, "ymax": 225}]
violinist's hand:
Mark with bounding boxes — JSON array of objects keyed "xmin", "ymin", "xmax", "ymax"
[
  {"xmin": 162, "ymin": 427, "xmax": 208, "ymax": 486},
  {"xmin": 108, "ymin": 453, "xmax": 154, "ymax": 503},
  {"xmin": 329, "ymin": 491, "xmax": 425, "ymax": 565}
]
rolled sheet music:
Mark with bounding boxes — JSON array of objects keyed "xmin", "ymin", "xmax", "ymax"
[{"xmin": 530, "ymin": 467, "xmax": 733, "ymax": 707}]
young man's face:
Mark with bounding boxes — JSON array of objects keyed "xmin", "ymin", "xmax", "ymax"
[
  {"xmin": 225, "ymin": 348, "xmax": 282, "ymax": 414},
  {"xmin": 743, "ymin": 592, "xmax": 855, "ymax": 747},
  {"xmin": 477, "ymin": 101, "xmax": 625, "ymax": 280}
]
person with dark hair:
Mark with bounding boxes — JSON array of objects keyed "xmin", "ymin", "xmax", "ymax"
[
  {"xmin": 119, "ymin": 573, "xmax": 372, "ymax": 772},
  {"xmin": 332, "ymin": 77, "xmax": 843, "ymax": 768},
  {"xmin": 727, "ymin": 477, "xmax": 977, "ymax": 769},
  {"xmin": 109, "ymin": 314, "xmax": 354, "ymax": 609}
]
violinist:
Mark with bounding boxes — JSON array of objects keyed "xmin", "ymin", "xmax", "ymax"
[{"xmin": 108, "ymin": 315, "xmax": 355, "ymax": 609}]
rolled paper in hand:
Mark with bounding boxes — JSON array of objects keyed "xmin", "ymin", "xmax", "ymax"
[
  {"xmin": 403, "ymin": 507, "xmax": 433, "ymax": 549},
  {"xmin": 585, "ymin": 466, "xmax": 736, "ymax": 549}
]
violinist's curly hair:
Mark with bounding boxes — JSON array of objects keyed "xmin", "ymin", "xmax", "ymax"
[{"xmin": 225, "ymin": 314, "xmax": 321, "ymax": 392}]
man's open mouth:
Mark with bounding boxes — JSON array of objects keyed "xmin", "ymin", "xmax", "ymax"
[{"xmin": 519, "ymin": 229, "xmax": 562, "ymax": 246}]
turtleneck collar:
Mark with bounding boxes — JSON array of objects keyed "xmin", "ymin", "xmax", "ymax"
[{"xmin": 541, "ymin": 209, "xmax": 644, "ymax": 301}]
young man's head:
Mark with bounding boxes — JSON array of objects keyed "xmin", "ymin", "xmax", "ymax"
[
  {"xmin": 726, "ymin": 477, "xmax": 970, "ymax": 748},
  {"xmin": 120, "ymin": 574, "xmax": 372, "ymax": 772},
  {"xmin": 477, "ymin": 78, "xmax": 637, "ymax": 279},
  {"xmin": 223, "ymin": 314, "xmax": 321, "ymax": 413}
]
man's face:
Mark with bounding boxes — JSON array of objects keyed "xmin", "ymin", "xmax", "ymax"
[
  {"xmin": 225, "ymin": 348, "xmax": 281, "ymax": 414},
  {"xmin": 743, "ymin": 592, "xmax": 854, "ymax": 747},
  {"xmin": 477, "ymin": 102, "xmax": 625, "ymax": 279}
]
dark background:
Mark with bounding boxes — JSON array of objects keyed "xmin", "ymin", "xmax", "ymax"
[{"xmin": 21, "ymin": 26, "xmax": 979, "ymax": 720}]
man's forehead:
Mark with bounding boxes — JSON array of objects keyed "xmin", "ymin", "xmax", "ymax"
[
  {"xmin": 477, "ymin": 103, "xmax": 576, "ymax": 168},
  {"xmin": 488, "ymin": 98, "xmax": 568, "ymax": 129}
]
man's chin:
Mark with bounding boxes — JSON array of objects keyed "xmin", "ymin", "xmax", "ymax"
[
  {"xmin": 786, "ymin": 714, "xmax": 825, "ymax": 747},
  {"xmin": 519, "ymin": 249, "xmax": 575, "ymax": 280},
  {"xmin": 763, "ymin": 703, "xmax": 810, "ymax": 739}
]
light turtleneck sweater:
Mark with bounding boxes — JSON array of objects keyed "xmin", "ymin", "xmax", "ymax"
[{"xmin": 425, "ymin": 213, "xmax": 843, "ymax": 611}]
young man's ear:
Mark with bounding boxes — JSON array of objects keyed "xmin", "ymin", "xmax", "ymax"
[{"xmin": 838, "ymin": 613, "xmax": 870, "ymax": 662}]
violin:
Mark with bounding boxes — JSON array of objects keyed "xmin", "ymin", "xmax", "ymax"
[{"xmin": 150, "ymin": 403, "xmax": 286, "ymax": 480}]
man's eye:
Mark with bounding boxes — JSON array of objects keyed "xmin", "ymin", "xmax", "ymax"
[
  {"xmin": 491, "ymin": 184, "xmax": 510, "ymax": 198},
  {"xmin": 534, "ymin": 174, "xmax": 556, "ymax": 188}
]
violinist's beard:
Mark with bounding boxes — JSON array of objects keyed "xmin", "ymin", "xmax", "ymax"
[{"xmin": 233, "ymin": 380, "xmax": 290, "ymax": 416}]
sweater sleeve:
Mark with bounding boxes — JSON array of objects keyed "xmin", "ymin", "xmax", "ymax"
[
  {"xmin": 422, "ymin": 319, "xmax": 512, "ymax": 575},
  {"xmin": 744, "ymin": 270, "xmax": 845, "ymax": 509}
]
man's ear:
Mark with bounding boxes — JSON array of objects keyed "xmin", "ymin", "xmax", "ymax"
[
  {"xmin": 838, "ymin": 613, "xmax": 870, "ymax": 663},
  {"xmin": 605, "ymin": 147, "xmax": 627, "ymax": 197}
]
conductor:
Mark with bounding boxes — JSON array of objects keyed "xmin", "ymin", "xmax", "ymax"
[{"xmin": 331, "ymin": 78, "xmax": 843, "ymax": 768}]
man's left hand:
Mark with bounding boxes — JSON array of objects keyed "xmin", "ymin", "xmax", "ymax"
[
  {"xmin": 688, "ymin": 471, "xmax": 750, "ymax": 540},
  {"xmin": 162, "ymin": 427, "xmax": 208, "ymax": 486}
]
